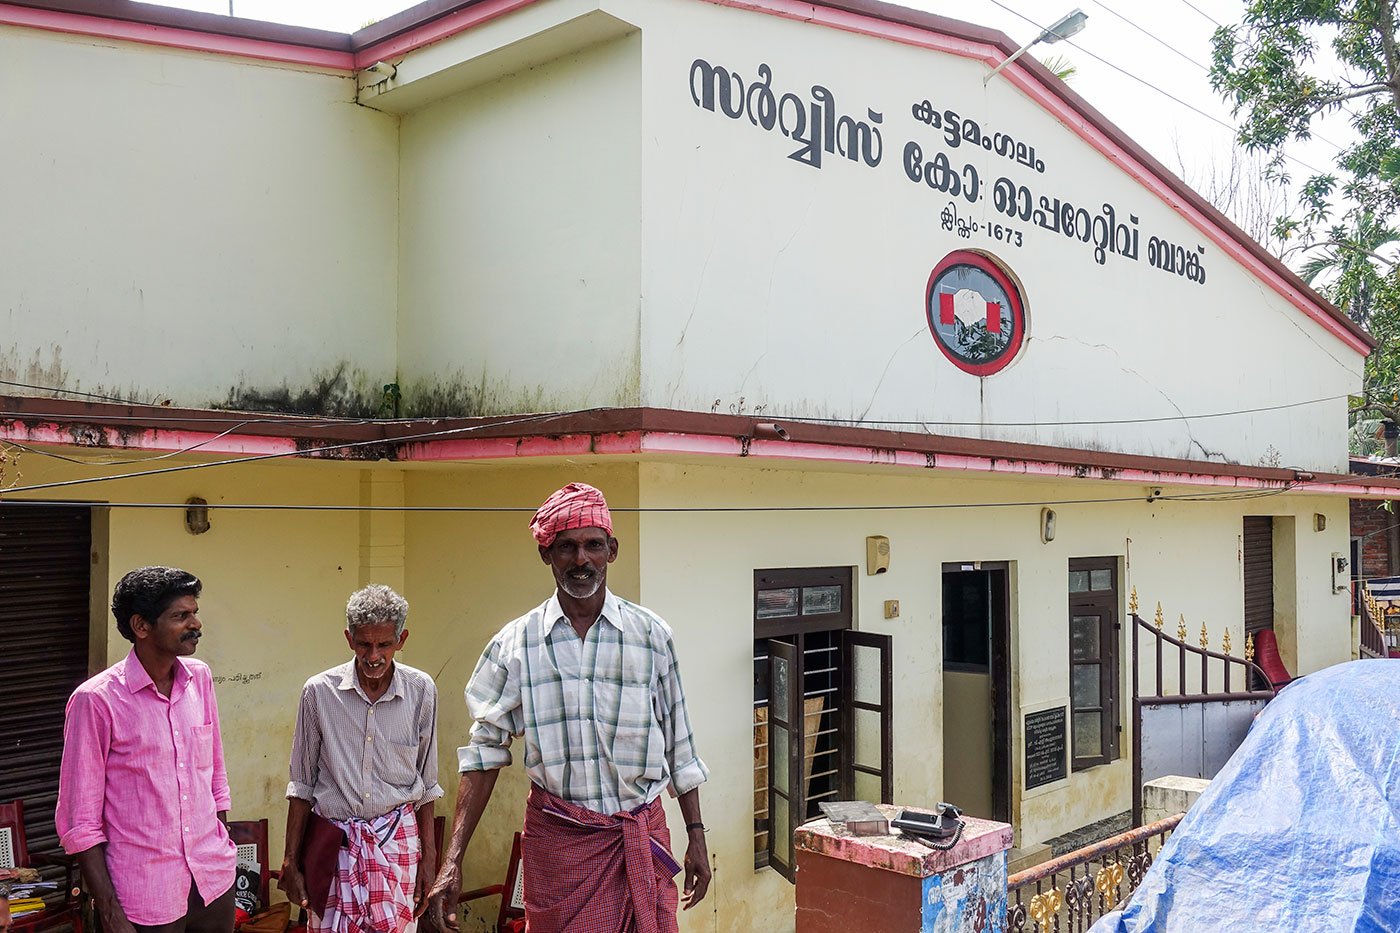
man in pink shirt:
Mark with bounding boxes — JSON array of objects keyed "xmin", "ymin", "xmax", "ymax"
[{"xmin": 56, "ymin": 567, "xmax": 237, "ymax": 933}]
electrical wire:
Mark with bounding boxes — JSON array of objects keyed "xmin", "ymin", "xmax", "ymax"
[
  {"xmin": 1140, "ymin": 0, "xmax": 1350, "ymax": 152},
  {"xmin": 0, "ymin": 485, "xmax": 1296, "ymax": 514},
  {"xmin": 780, "ymin": 393, "xmax": 1357, "ymax": 428},
  {"xmin": 0, "ymin": 388, "xmax": 1377, "ymax": 431},
  {"xmin": 0, "ymin": 409, "xmax": 604, "ymax": 497},
  {"xmin": 0, "ymin": 379, "xmax": 146, "ymax": 405},
  {"xmin": 1091, "ymin": 0, "xmax": 1210, "ymax": 73},
  {"xmin": 1174, "ymin": 0, "xmax": 1220, "ymax": 27},
  {"xmin": 1, "ymin": 421, "xmax": 264, "ymax": 465},
  {"xmin": 984, "ymin": 0, "xmax": 1334, "ymax": 177}
]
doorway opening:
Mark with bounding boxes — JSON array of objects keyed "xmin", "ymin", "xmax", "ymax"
[{"xmin": 941, "ymin": 561, "xmax": 1011, "ymax": 823}]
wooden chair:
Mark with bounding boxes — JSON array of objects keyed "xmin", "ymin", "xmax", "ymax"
[
  {"xmin": 458, "ymin": 832, "xmax": 525, "ymax": 933},
  {"xmin": 0, "ymin": 799, "xmax": 84, "ymax": 933},
  {"xmin": 225, "ymin": 819, "xmax": 271, "ymax": 910}
]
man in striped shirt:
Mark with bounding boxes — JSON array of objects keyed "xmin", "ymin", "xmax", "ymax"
[
  {"xmin": 279, "ymin": 585, "xmax": 442, "ymax": 933},
  {"xmin": 427, "ymin": 483, "xmax": 710, "ymax": 933}
]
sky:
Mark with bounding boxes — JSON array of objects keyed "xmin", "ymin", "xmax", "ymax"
[{"xmin": 149, "ymin": 0, "xmax": 1356, "ymax": 253}]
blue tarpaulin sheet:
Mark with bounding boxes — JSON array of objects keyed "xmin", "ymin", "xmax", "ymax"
[{"xmin": 1093, "ymin": 660, "xmax": 1400, "ymax": 932}]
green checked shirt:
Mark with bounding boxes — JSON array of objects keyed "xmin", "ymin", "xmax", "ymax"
[{"xmin": 458, "ymin": 589, "xmax": 709, "ymax": 815}]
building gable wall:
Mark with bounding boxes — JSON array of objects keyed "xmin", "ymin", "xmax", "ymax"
[{"xmin": 618, "ymin": 0, "xmax": 1362, "ymax": 471}]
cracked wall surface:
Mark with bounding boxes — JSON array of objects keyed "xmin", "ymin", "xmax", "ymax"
[{"xmin": 625, "ymin": 0, "xmax": 1362, "ymax": 472}]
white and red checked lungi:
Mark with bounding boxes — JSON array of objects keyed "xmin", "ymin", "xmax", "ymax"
[
  {"xmin": 311, "ymin": 803, "xmax": 419, "ymax": 933},
  {"xmin": 521, "ymin": 784, "xmax": 682, "ymax": 933}
]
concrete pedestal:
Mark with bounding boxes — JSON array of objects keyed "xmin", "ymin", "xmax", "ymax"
[{"xmin": 793, "ymin": 805, "xmax": 1014, "ymax": 933}]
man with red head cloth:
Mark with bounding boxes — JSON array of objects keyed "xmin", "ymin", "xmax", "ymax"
[{"xmin": 426, "ymin": 483, "xmax": 710, "ymax": 933}]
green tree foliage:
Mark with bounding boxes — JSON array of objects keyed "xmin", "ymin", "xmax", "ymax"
[{"xmin": 1210, "ymin": 1, "xmax": 1400, "ymax": 445}]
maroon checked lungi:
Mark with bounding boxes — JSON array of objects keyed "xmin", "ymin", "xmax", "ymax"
[{"xmin": 521, "ymin": 784, "xmax": 682, "ymax": 933}]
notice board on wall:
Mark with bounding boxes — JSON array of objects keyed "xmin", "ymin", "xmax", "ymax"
[{"xmin": 1025, "ymin": 706, "xmax": 1068, "ymax": 789}]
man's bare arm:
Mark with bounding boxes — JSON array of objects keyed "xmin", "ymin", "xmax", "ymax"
[
  {"xmin": 277, "ymin": 797, "xmax": 312, "ymax": 909},
  {"xmin": 423, "ymin": 770, "xmax": 500, "ymax": 932},
  {"xmin": 413, "ymin": 801, "xmax": 436, "ymax": 915},
  {"xmin": 676, "ymin": 788, "xmax": 711, "ymax": 910},
  {"xmin": 74, "ymin": 846, "xmax": 137, "ymax": 933}
]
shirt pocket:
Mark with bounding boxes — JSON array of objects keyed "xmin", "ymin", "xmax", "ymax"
[
  {"xmin": 594, "ymin": 680, "xmax": 664, "ymax": 782},
  {"xmin": 380, "ymin": 738, "xmax": 422, "ymax": 788},
  {"xmin": 190, "ymin": 722, "xmax": 215, "ymax": 771}
]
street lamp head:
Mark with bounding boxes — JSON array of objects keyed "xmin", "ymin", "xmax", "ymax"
[
  {"xmin": 984, "ymin": 8, "xmax": 1089, "ymax": 83},
  {"xmin": 1039, "ymin": 9, "xmax": 1089, "ymax": 45}
]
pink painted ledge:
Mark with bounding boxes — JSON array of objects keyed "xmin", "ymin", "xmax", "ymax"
[{"xmin": 794, "ymin": 805, "xmax": 1013, "ymax": 877}]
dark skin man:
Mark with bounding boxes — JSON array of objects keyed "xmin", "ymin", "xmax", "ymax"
[
  {"xmin": 424, "ymin": 526, "xmax": 710, "ymax": 931},
  {"xmin": 75, "ymin": 595, "xmax": 224, "ymax": 933},
  {"xmin": 278, "ymin": 622, "xmax": 436, "ymax": 916}
]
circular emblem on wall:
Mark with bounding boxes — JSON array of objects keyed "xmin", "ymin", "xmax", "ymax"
[{"xmin": 924, "ymin": 250, "xmax": 1027, "ymax": 376}]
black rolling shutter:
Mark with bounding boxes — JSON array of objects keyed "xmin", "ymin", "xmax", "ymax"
[
  {"xmin": 0, "ymin": 505, "xmax": 92, "ymax": 865},
  {"xmin": 1243, "ymin": 516, "xmax": 1274, "ymax": 635}
]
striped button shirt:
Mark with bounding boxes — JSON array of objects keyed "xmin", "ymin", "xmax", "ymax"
[
  {"xmin": 287, "ymin": 661, "xmax": 444, "ymax": 821},
  {"xmin": 459, "ymin": 589, "xmax": 709, "ymax": 815}
]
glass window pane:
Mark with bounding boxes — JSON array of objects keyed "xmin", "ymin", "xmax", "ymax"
[
  {"xmin": 801, "ymin": 585, "xmax": 842, "ymax": 615},
  {"xmin": 772, "ymin": 656, "xmax": 790, "ymax": 716},
  {"xmin": 1071, "ymin": 615, "xmax": 1101, "ymax": 661},
  {"xmin": 1072, "ymin": 664, "xmax": 1100, "ymax": 707},
  {"xmin": 854, "ymin": 707, "xmax": 882, "ymax": 769},
  {"xmin": 1090, "ymin": 568, "xmax": 1114, "ymax": 591},
  {"xmin": 853, "ymin": 645, "xmax": 881, "ymax": 705},
  {"xmin": 772, "ymin": 724, "xmax": 790, "ymax": 788},
  {"xmin": 1069, "ymin": 570, "xmax": 1091, "ymax": 593},
  {"xmin": 855, "ymin": 770, "xmax": 882, "ymax": 804},
  {"xmin": 757, "ymin": 587, "xmax": 799, "ymax": 619},
  {"xmin": 771, "ymin": 794, "xmax": 791, "ymax": 866},
  {"xmin": 1074, "ymin": 712, "xmax": 1103, "ymax": 758}
]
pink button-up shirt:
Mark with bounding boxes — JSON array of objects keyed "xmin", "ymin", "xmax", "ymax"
[{"xmin": 56, "ymin": 651, "xmax": 237, "ymax": 925}]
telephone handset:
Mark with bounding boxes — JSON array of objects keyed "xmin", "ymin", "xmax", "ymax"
[{"xmin": 891, "ymin": 802, "xmax": 966, "ymax": 850}]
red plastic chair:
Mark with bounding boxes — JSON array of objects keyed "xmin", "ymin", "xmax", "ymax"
[
  {"xmin": 0, "ymin": 799, "xmax": 85, "ymax": 933},
  {"xmin": 1253, "ymin": 629, "xmax": 1293, "ymax": 689}
]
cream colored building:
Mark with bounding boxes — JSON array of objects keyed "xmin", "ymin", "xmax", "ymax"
[{"xmin": 0, "ymin": 1, "xmax": 1394, "ymax": 930}]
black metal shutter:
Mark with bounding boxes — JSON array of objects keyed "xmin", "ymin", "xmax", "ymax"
[
  {"xmin": 0, "ymin": 505, "xmax": 92, "ymax": 864},
  {"xmin": 1243, "ymin": 516, "xmax": 1274, "ymax": 635}
]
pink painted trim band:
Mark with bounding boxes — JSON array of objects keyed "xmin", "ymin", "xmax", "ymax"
[
  {"xmin": 407, "ymin": 429, "xmax": 1388, "ymax": 498},
  {"xmin": 0, "ymin": 4, "xmax": 355, "ymax": 68},
  {"xmin": 707, "ymin": 0, "xmax": 1370, "ymax": 357},
  {"xmin": 6, "ymin": 414, "xmax": 1394, "ymax": 499},
  {"xmin": 4, "ymin": 423, "xmax": 301, "ymax": 457},
  {"xmin": 352, "ymin": 0, "xmax": 536, "ymax": 67}
]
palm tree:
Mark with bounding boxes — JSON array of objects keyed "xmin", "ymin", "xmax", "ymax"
[{"xmin": 1298, "ymin": 212, "xmax": 1399, "ymax": 328}]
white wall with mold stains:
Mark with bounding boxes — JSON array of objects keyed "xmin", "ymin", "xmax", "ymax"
[
  {"xmin": 0, "ymin": 25, "xmax": 399, "ymax": 408},
  {"xmin": 396, "ymin": 32, "xmax": 644, "ymax": 415}
]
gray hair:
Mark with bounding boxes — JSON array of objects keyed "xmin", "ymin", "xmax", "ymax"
[{"xmin": 345, "ymin": 584, "xmax": 409, "ymax": 636}]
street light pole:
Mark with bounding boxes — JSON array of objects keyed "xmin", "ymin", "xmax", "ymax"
[{"xmin": 984, "ymin": 8, "xmax": 1089, "ymax": 84}]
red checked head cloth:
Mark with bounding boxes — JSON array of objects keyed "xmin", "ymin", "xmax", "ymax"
[{"xmin": 529, "ymin": 482, "xmax": 614, "ymax": 547}]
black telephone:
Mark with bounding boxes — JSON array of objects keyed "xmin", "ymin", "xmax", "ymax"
[{"xmin": 891, "ymin": 802, "xmax": 966, "ymax": 850}]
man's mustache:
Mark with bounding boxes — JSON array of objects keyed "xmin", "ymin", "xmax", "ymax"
[{"xmin": 181, "ymin": 631, "xmax": 201, "ymax": 642}]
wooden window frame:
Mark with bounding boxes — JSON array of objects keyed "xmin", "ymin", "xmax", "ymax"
[
  {"xmin": 1068, "ymin": 557, "xmax": 1120, "ymax": 771},
  {"xmin": 753, "ymin": 567, "xmax": 892, "ymax": 882}
]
